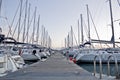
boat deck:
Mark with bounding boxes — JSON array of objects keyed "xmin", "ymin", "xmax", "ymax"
[{"xmin": 0, "ymin": 52, "xmax": 99, "ymax": 80}]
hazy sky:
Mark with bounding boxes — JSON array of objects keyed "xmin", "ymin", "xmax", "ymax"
[{"xmin": 1, "ymin": 0, "xmax": 120, "ymax": 48}]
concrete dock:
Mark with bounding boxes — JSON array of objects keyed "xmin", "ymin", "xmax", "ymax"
[{"xmin": 0, "ymin": 52, "xmax": 98, "ymax": 80}]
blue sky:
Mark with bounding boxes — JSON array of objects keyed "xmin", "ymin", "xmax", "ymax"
[{"xmin": 1, "ymin": 0, "xmax": 120, "ymax": 48}]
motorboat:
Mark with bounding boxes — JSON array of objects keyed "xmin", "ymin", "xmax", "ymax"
[{"xmin": 19, "ymin": 47, "xmax": 48, "ymax": 62}]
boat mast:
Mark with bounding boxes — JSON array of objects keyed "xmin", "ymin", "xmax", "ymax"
[
  {"xmin": 109, "ymin": 0, "xmax": 115, "ymax": 48},
  {"xmin": 71, "ymin": 26, "xmax": 73, "ymax": 48},
  {"xmin": 36, "ymin": 15, "xmax": 40, "ymax": 45},
  {"xmin": 43, "ymin": 26, "xmax": 45, "ymax": 47},
  {"xmin": 45, "ymin": 31, "xmax": 48, "ymax": 47},
  {"xmin": 17, "ymin": 0, "xmax": 23, "ymax": 42},
  {"xmin": 86, "ymin": 4, "xmax": 90, "ymax": 43},
  {"xmin": 48, "ymin": 36, "xmax": 50, "ymax": 48},
  {"xmin": 49, "ymin": 36, "xmax": 51, "ymax": 48},
  {"xmin": 78, "ymin": 20, "xmax": 80, "ymax": 46},
  {"xmin": 67, "ymin": 33, "xmax": 70, "ymax": 48},
  {"xmin": 0, "ymin": 0, "xmax": 2, "ymax": 32},
  {"xmin": 0, "ymin": 0, "xmax": 2, "ymax": 17},
  {"xmin": 23, "ymin": 0, "xmax": 28, "ymax": 43},
  {"xmin": 80, "ymin": 14, "xmax": 84, "ymax": 44},
  {"xmin": 32, "ymin": 7, "xmax": 37, "ymax": 44},
  {"xmin": 26, "ymin": 3, "xmax": 31, "ymax": 43},
  {"xmin": 41, "ymin": 25, "xmax": 44, "ymax": 46},
  {"xmin": 65, "ymin": 38, "xmax": 66, "ymax": 48}
]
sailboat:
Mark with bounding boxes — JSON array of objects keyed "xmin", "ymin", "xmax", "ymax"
[
  {"xmin": 72, "ymin": 0, "xmax": 120, "ymax": 64},
  {"xmin": 0, "ymin": 48, "xmax": 25, "ymax": 77}
]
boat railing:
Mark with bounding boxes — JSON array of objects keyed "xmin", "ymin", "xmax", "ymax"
[
  {"xmin": 93, "ymin": 53, "xmax": 120, "ymax": 79},
  {"xmin": 93, "ymin": 55, "xmax": 102, "ymax": 79},
  {"xmin": 107, "ymin": 55, "xmax": 119, "ymax": 79}
]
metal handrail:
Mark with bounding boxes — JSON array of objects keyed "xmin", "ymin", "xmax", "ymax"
[
  {"xmin": 93, "ymin": 55, "xmax": 102, "ymax": 79},
  {"xmin": 107, "ymin": 55, "xmax": 119, "ymax": 79}
]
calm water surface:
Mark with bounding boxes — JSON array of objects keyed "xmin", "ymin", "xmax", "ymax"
[{"xmin": 78, "ymin": 63, "xmax": 120, "ymax": 76}]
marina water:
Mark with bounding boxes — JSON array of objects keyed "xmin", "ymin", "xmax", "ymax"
[{"xmin": 78, "ymin": 63, "xmax": 120, "ymax": 76}]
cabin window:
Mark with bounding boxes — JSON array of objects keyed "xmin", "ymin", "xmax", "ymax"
[
  {"xmin": 107, "ymin": 51, "xmax": 112, "ymax": 53},
  {"xmin": 13, "ymin": 48, "xmax": 18, "ymax": 51},
  {"xmin": 0, "ymin": 63, "xmax": 3, "ymax": 68},
  {"xmin": 114, "ymin": 51, "xmax": 118, "ymax": 53}
]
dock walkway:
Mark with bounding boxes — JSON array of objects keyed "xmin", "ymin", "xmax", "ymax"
[{"xmin": 0, "ymin": 52, "xmax": 98, "ymax": 80}]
